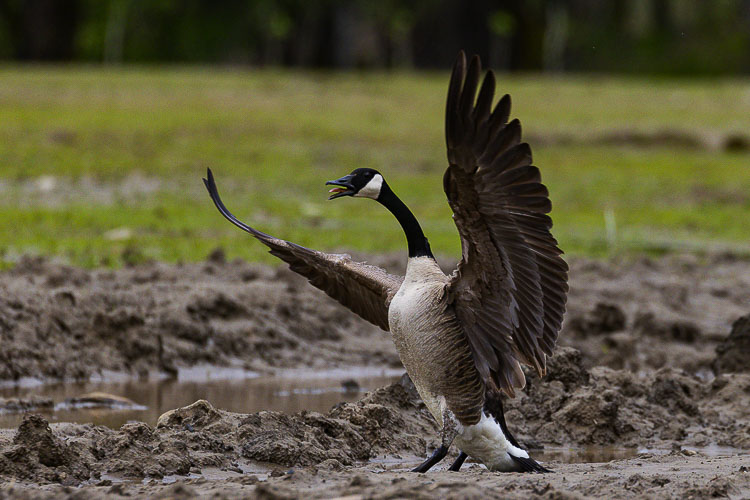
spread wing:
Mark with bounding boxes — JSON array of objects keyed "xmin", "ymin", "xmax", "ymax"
[
  {"xmin": 204, "ymin": 169, "xmax": 403, "ymax": 331},
  {"xmin": 444, "ymin": 52, "xmax": 569, "ymax": 397}
]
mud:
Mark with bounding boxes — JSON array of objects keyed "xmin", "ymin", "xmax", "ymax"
[
  {"xmin": 0, "ymin": 254, "xmax": 748, "ymax": 498},
  {"xmin": 0, "ymin": 380, "xmax": 433, "ymax": 483},
  {"xmin": 0, "ymin": 254, "xmax": 399, "ymax": 382},
  {"xmin": 1, "ymin": 253, "xmax": 748, "ymax": 383},
  {"xmin": 0, "ymin": 372, "xmax": 748, "ymax": 498},
  {"xmin": 714, "ymin": 314, "xmax": 750, "ymax": 375},
  {"xmin": 526, "ymin": 128, "xmax": 750, "ymax": 152},
  {"xmin": 561, "ymin": 255, "xmax": 750, "ymax": 375}
]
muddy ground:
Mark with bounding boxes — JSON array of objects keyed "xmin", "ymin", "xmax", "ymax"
[{"xmin": 0, "ymin": 253, "xmax": 749, "ymax": 498}]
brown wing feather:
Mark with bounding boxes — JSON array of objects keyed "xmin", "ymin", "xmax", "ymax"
[
  {"xmin": 445, "ymin": 52, "xmax": 569, "ymax": 397},
  {"xmin": 204, "ymin": 169, "xmax": 402, "ymax": 331}
]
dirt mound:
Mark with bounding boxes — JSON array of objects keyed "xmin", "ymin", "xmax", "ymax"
[
  {"xmin": 0, "ymin": 382, "xmax": 436, "ymax": 486},
  {"xmin": 0, "ymin": 255, "xmax": 398, "ymax": 382},
  {"xmin": 538, "ymin": 346, "xmax": 590, "ymax": 390},
  {"xmin": 567, "ymin": 303, "xmax": 626, "ymax": 336},
  {"xmin": 236, "ymin": 381, "xmax": 434, "ymax": 468},
  {"xmin": 0, "ymin": 254, "xmax": 749, "ymax": 497},
  {"xmin": 561, "ymin": 255, "xmax": 750, "ymax": 373},
  {"xmin": 0, "ymin": 254, "xmax": 749, "ymax": 383},
  {"xmin": 509, "ymin": 352, "xmax": 750, "ymax": 449},
  {"xmin": 526, "ymin": 128, "xmax": 750, "ymax": 153},
  {"xmin": 713, "ymin": 314, "xmax": 750, "ymax": 374},
  {"xmin": 0, "ymin": 414, "xmax": 92, "ymax": 485},
  {"xmin": 0, "ymin": 396, "xmax": 53, "ymax": 413},
  {"xmin": 2, "ymin": 364, "xmax": 750, "ymax": 488}
]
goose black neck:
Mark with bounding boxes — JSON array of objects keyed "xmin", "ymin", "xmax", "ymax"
[{"xmin": 377, "ymin": 183, "xmax": 433, "ymax": 259}]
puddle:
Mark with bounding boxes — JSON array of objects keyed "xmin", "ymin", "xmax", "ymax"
[
  {"xmin": 533, "ymin": 445, "xmax": 748, "ymax": 464},
  {"xmin": 534, "ymin": 446, "xmax": 640, "ymax": 463},
  {"xmin": 0, "ymin": 366, "xmax": 403, "ymax": 429}
]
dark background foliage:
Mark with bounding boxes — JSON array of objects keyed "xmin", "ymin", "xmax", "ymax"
[{"xmin": 2, "ymin": 0, "xmax": 750, "ymax": 74}]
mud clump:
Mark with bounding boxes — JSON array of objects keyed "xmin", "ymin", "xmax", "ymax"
[
  {"xmin": 0, "ymin": 396, "xmax": 53, "ymax": 413},
  {"xmin": 713, "ymin": 314, "xmax": 750, "ymax": 374},
  {"xmin": 0, "ymin": 254, "xmax": 748, "ymax": 381},
  {"xmin": 14, "ymin": 414, "xmax": 70, "ymax": 467},
  {"xmin": 0, "ymin": 414, "xmax": 92, "ymax": 484},
  {"xmin": 157, "ymin": 399, "xmax": 223, "ymax": 430},
  {"xmin": 508, "ymin": 349, "xmax": 750, "ymax": 449},
  {"xmin": 0, "ymin": 383, "xmax": 435, "ymax": 486},
  {"xmin": 94, "ymin": 421, "xmax": 193, "ymax": 478},
  {"xmin": 239, "ymin": 382, "xmax": 433, "ymax": 467},
  {"xmin": 647, "ymin": 368, "xmax": 701, "ymax": 417},
  {"xmin": 0, "ymin": 256, "xmax": 393, "ymax": 382},
  {"xmin": 240, "ymin": 413, "xmax": 370, "ymax": 466},
  {"xmin": 633, "ymin": 312, "xmax": 701, "ymax": 343},
  {"xmin": 568, "ymin": 302, "xmax": 626, "ymax": 336},
  {"xmin": 540, "ymin": 346, "xmax": 590, "ymax": 390},
  {"xmin": 0, "ymin": 372, "xmax": 749, "ymax": 492}
]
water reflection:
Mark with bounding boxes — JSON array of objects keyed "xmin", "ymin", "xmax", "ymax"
[
  {"xmin": 0, "ymin": 367, "xmax": 403, "ymax": 429},
  {"xmin": 535, "ymin": 446, "xmax": 639, "ymax": 463}
]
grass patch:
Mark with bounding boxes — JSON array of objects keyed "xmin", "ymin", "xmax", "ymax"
[{"xmin": 1, "ymin": 66, "xmax": 749, "ymax": 267}]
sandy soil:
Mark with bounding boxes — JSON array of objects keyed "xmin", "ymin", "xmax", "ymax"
[{"xmin": 0, "ymin": 253, "xmax": 749, "ymax": 498}]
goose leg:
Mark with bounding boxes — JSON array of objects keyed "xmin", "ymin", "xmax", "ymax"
[
  {"xmin": 412, "ymin": 408, "xmax": 458, "ymax": 473},
  {"xmin": 412, "ymin": 445, "xmax": 448, "ymax": 473},
  {"xmin": 448, "ymin": 451, "xmax": 468, "ymax": 471}
]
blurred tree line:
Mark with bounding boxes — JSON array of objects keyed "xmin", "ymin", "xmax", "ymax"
[{"xmin": 1, "ymin": 0, "xmax": 750, "ymax": 74}]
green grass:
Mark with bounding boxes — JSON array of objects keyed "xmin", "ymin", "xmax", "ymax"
[{"xmin": 1, "ymin": 66, "xmax": 749, "ymax": 267}]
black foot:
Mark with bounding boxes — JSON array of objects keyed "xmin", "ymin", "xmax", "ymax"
[
  {"xmin": 412, "ymin": 445, "xmax": 449, "ymax": 473},
  {"xmin": 448, "ymin": 451, "xmax": 468, "ymax": 471},
  {"xmin": 510, "ymin": 454, "xmax": 552, "ymax": 473}
]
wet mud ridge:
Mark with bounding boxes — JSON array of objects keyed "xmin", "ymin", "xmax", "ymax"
[
  {"xmin": 0, "ymin": 254, "xmax": 748, "ymax": 497},
  {"xmin": 0, "ymin": 253, "xmax": 748, "ymax": 382},
  {"xmin": 0, "ymin": 379, "xmax": 434, "ymax": 483},
  {"xmin": 0, "ymin": 370, "xmax": 749, "ymax": 498},
  {"xmin": 0, "ymin": 254, "xmax": 401, "ymax": 382}
]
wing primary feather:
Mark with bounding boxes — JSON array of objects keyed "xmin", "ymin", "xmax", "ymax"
[
  {"xmin": 459, "ymin": 55, "xmax": 482, "ymax": 128},
  {"xmin": 480, "ymin": 118, "xmax": 522, "ymax": 165},
  {"xmin": 444, "ymin": 53, "xmax": 568, "ymax": 395},
  {"xmin": 489, "ymin": 94, "xmax": 511, "ymax": 134},
  {"xmin": 204, "ymin": 168, "xmax": 276, "ymax": 242},
  {"xmin": 473, "ymin": 70, "xmax": 495, "ymax": 127},
  {"xmin": 446, "ymin": 51, "xmax": 467, "ymax": 153}
]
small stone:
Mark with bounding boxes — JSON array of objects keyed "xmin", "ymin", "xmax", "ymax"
[
  {"xmin": 341, "ymin": 379, "xmax": 360, "ymax": 393},
  {"xmin": 156, "ymin": 400, "xmax": 221, "ymax": 429},
  {"xmin": 206, "ymin": 248, "xmax": 226, "ymax": 264}
]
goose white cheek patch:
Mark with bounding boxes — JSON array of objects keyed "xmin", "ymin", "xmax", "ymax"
[{"xmin": 354, "ymin": 174, "xmax": 383, "ymax": 199}]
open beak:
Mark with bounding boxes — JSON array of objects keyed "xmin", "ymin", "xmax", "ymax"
[{"xmin": 326, "ymin": 174, "xmax": 356, "ymax": 200}]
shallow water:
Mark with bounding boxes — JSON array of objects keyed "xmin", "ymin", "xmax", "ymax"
[
  {"xmin": 535, "ymin": 446, "xmax": 639, "ymax": 463},
  {"xmin": 534, "ymin": 445, "xmax": 748, "ymax": 464},
  {"xmin": 0, "ymin": 366, "xmax": 403, "ymax": 429}
]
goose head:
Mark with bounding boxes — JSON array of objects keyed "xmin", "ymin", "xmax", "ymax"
[{"xmin": 326, "ymin": 168, "xmax": 384, "ymax": 201}]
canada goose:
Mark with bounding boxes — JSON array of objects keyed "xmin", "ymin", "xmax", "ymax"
[{"xmin": 203, "ymin": 51, "xmax": 568, "ymax": 473}]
